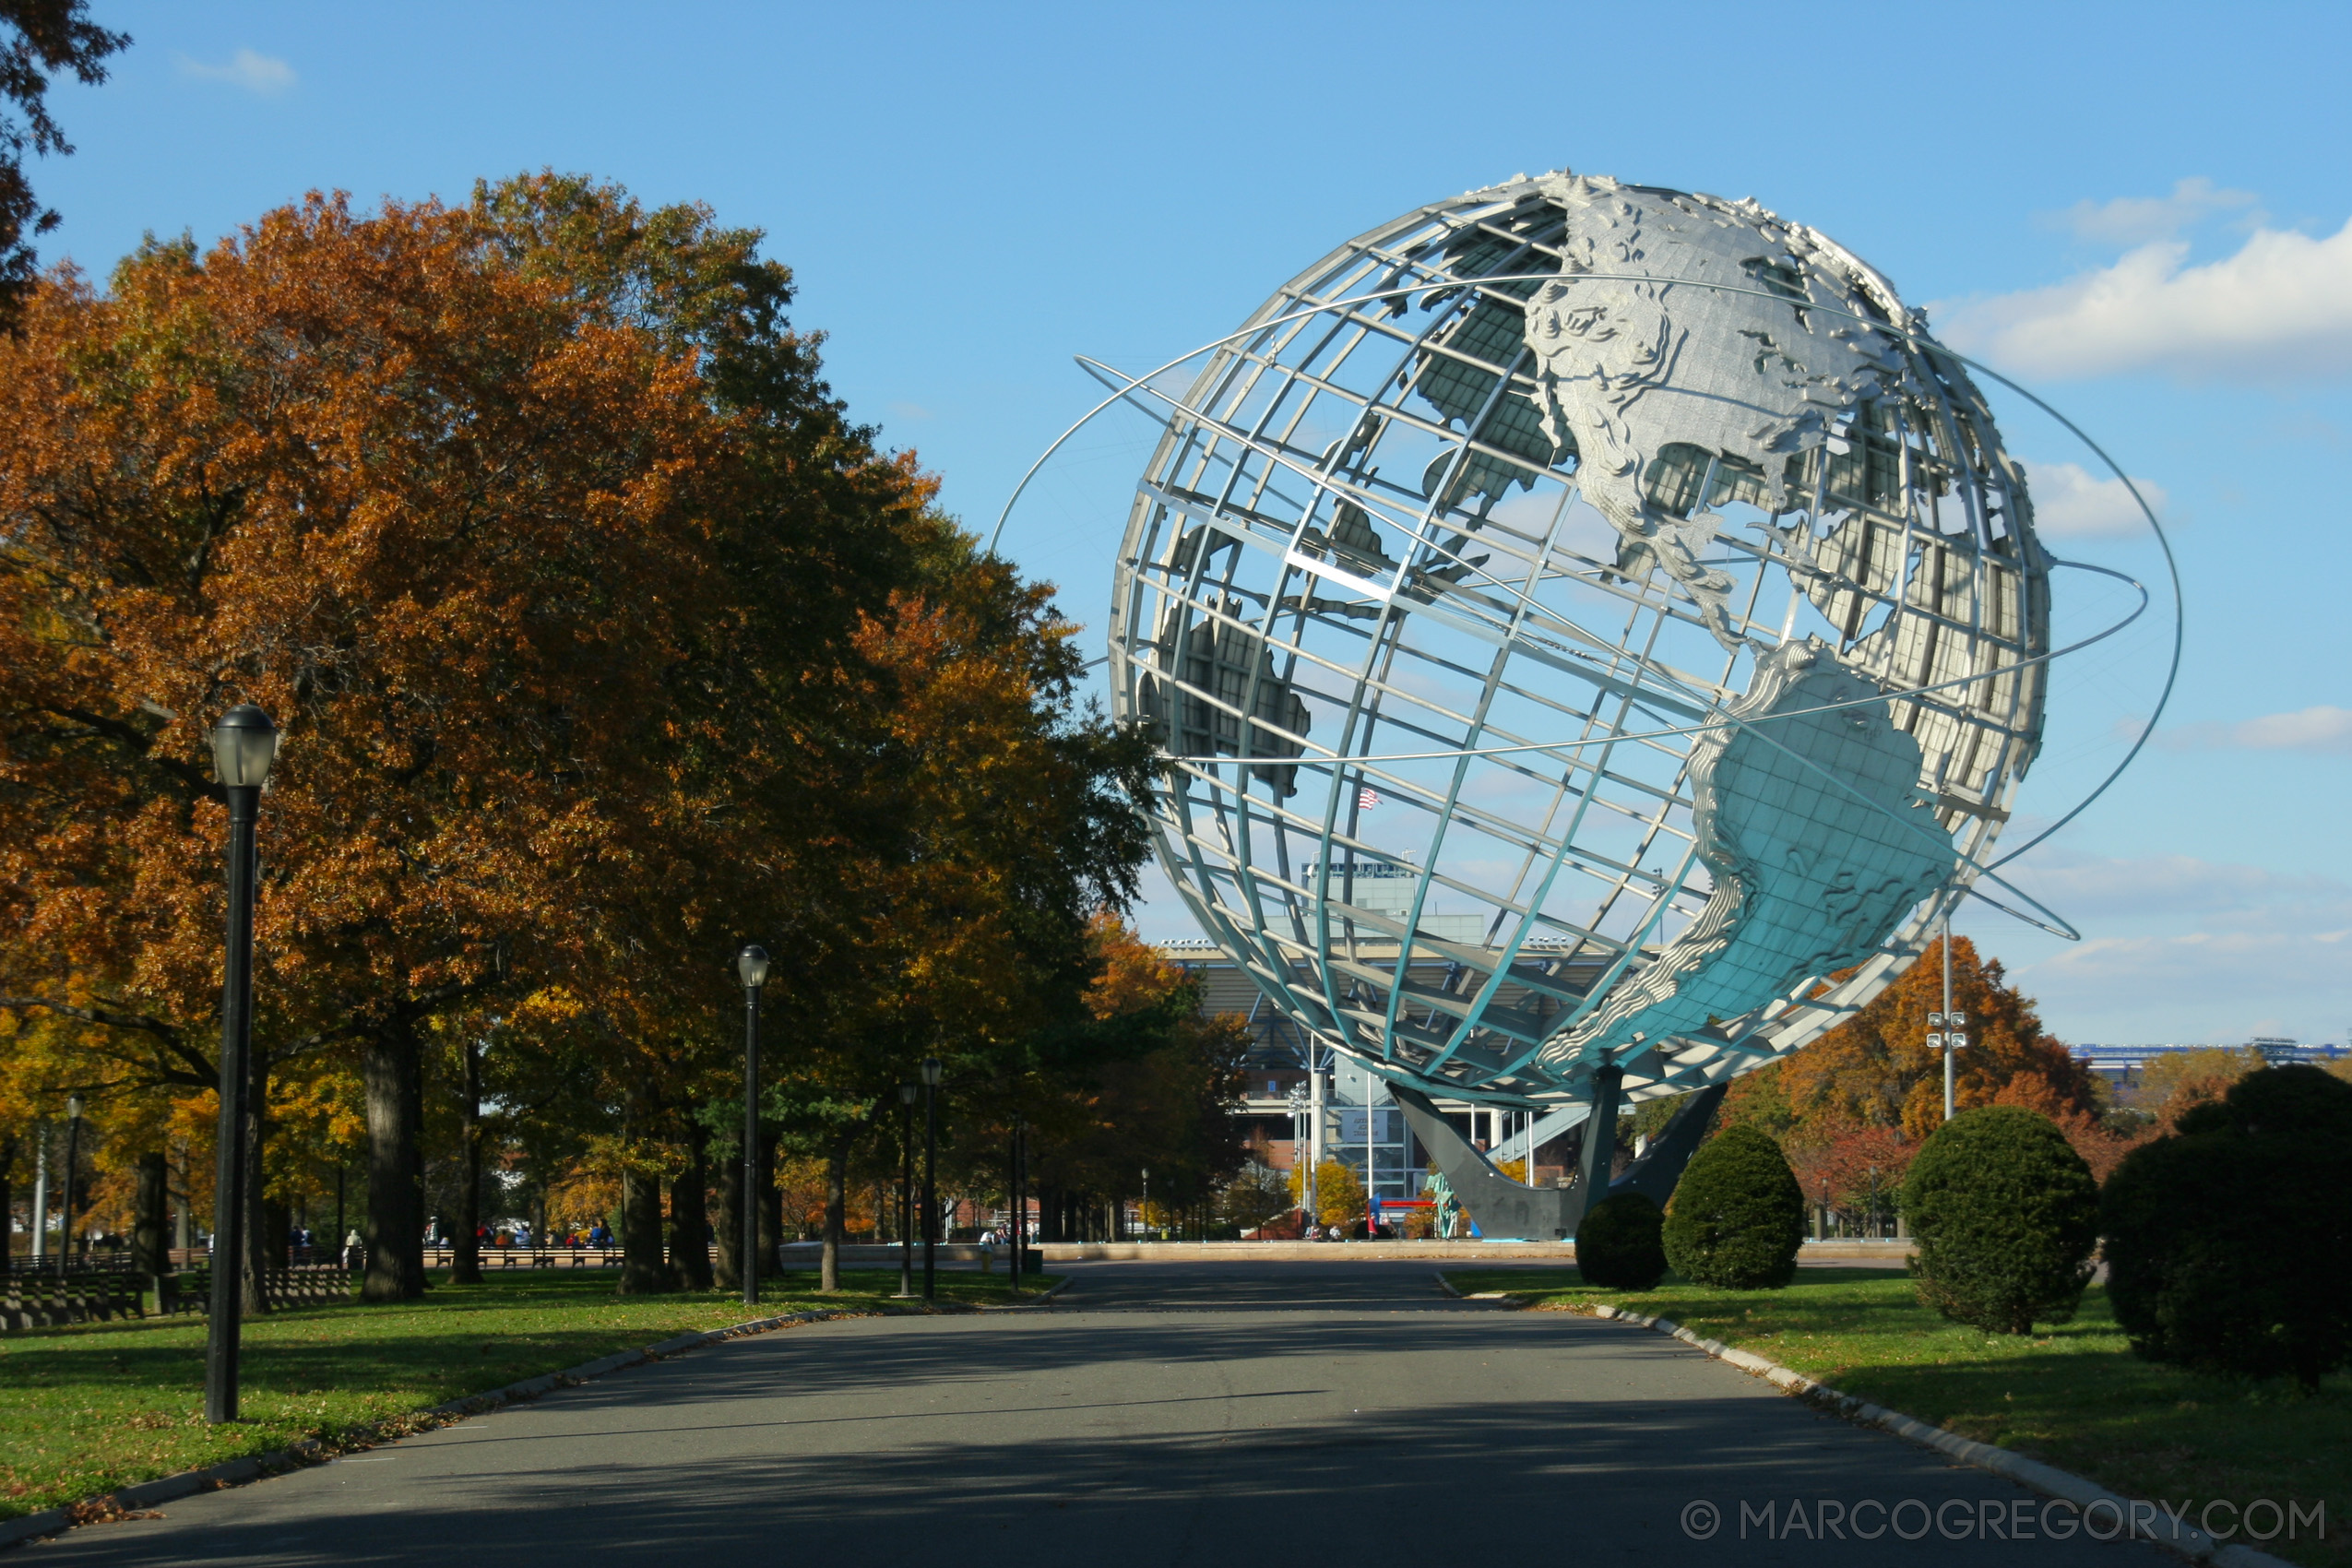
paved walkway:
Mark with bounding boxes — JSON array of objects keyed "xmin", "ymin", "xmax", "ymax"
[{"xmin": 44, "ymin": 1260, "xmax": 2167, "ymax": 1566}]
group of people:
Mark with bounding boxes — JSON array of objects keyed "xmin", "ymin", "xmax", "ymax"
[{"xmin": 405, "ymin": 1219, "xmax": 620, "ymax": 1253}]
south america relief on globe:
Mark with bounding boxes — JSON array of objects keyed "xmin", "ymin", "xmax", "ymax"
[{"xmin": 1099, "ymin": 170, "xmax": 2050, "ymax": 1218}]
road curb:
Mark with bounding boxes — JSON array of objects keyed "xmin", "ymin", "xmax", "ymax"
[
  {"xmin": 0, "ymin": 1301, "xmax": 887, "ymax": 1553},
  {"xmin": 1553, "ymin": 1296, "xmax": 2297, "ymax": 1568}
]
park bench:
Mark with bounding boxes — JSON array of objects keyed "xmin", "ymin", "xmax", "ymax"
[
  {"xmin": 0, "ymin": 1270, "xmax": 148, "ymax": 1330},
  {"xmin": 0, "ymin": 1264, "xmax": 354, "ymax": 1332}
]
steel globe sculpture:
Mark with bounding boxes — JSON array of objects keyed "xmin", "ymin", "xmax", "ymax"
[{"xmin": 1008, "ymin": 169, "xmax": 2168, "ymax": 1229}]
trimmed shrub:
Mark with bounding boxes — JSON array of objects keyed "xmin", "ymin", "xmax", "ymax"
[
  {"xmin": 1575, "ymin": 1192, "xmax": 1667, "ymax": 1289},
  {"xmin": 2103, "ymin": 1064, "xmax": 2352, "ymax": 1389},
  {"xmin": 1903, "ymin": 1106, "xmax": 2097, "ymax": 1335},
  {"xmin": 1661, "ymin": 1125, "xmax": 1804, "ymax": 1289}
]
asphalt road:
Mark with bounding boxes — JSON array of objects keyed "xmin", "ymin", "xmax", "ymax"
[{"xmin": 42, "ymin": 1260, "xmax": 2171, "ymax": 1566}]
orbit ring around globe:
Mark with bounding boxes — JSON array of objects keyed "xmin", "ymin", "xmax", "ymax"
[{"xmin": 995, "ymin": 172, "xmax": 2182, "ymax": 1120}]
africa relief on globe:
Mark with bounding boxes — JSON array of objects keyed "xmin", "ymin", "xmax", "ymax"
[{"xmin": 1104, "ymin": 171, "xmax": 2049, "ymax": 1117}]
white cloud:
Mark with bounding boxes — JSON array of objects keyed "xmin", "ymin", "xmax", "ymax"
[
  {"xmin": 1934, "ymin": 217, "xmax": 2352, "ymax": 382},
  {"xmin": 2158, "ymin": 706, "xmax": 2352, "ymax": 755},
  {"xmin": 1983, "ymin": 848, "xmax": 2352, "ymax": 1043},
  {"xmin": 2018, "ymin": 459, "xmax": 2166, "ymax": 539},
  {"xmin": 2028, "ymin": 925, "xmax": 2352, "ymax": 1043},
  {"xmin": 177, "ymin": 48, "xmax": 296, "ymax": 96},
  {"xmin": 2001, "ymin": 851, "xmax": 2342, "ymax": 918},
  {"xmin": 2049, "ymin": 177, "xmax": 2260, "ymax": 245}
]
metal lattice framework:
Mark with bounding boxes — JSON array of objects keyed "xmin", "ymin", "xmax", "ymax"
[{"xmin": 1087, "ymin": 173, "xmax": 2081, "ymax": 1116}]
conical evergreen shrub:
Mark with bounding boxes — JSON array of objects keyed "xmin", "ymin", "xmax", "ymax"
[
  {"xmin": 2103, "ymin": 1065, "xmax": 2352, "ymax": 1389},
  {"xmin": 1903, "ymin": 1106, "xmax": 2097, "ymax": 1335},
  {"xmin": 1660, "ymin": 1125, "xmax": 1803, "ymax": 1289},
  {"xmin": 1575, "ymin": 1192, "xmax": 1667, "ymax": 1289}
]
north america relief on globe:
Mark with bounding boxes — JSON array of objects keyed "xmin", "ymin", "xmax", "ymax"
[{"xmin": 1107, "ymin": 170, "xmax": 2049, "ymax": 1119}]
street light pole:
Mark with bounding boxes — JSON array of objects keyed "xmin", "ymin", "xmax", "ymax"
[
  {"xmin": 1942, "ymin": 917, "xmax": 1955, "ymax": 1122},
  {"xmin": 30, "ymin": 1128, "xmax": 47, "ymax": 1264},
  {"xmin": 920, "ymin": 1057, "xmax": 941, "ymax": 1301},
  {"xmin": 206, "ymin": 702, "xmax": 276, "ymax": 1425},
  {"xmin": 895, "ymin": 1084, "xmax": 917, "ymax": 1299},
  {"xmin": 735, "ymin": 944, "xmax": 770, "ymax": 1310},
  {"xmin": 1926, "ymin": 913, "xmax": 1967, "ymax": 1123},
  {"xmin": 1306, "ymin": 1049, "xmax": 1323, "ymax": 1224},
  {"xmin": 58, "ymin": 1097, "xmax": 84, "ymax": 1272},
  {"xmin": 1009, "ymin": 1116, "xmax": 1026, "ymax": 1292}
]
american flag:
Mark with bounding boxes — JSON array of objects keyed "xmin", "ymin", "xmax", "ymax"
[{"xmin": 1357, "ymin": 787, "xmax": 1382, "ymax": 811}]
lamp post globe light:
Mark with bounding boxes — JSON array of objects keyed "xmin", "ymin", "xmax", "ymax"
[
  {"xmin": 735, "ymin": 944, "xmax": 770, "ymax": 1310},
  {"xmin": 206, "ymin": 702, "xmax": 276, "ymax": 1424},
  {"xmin": 895, "ymin": 1084, "xmax": 919, "ymax": 1299},
  {"xmin": 920, "ymin": 1056, "xmax": 942, "ymax": 1301}
]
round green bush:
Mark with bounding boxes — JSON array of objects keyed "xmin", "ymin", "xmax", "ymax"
[
  {"xmin": 1575, "ymin": 1192, "xmax": 1667, "ymax": 1289},
  {"xmin": 2103, "ymin": 1064, "xmax": 2352, "ymax": 1389},
  {"xmin": 1661, "ymin": 1125, "xmax": 1803, "ymax": 1289},
  {"xmin": 1903, "ymin": 1106, "xmax": 2097, "ymax": 1335}
]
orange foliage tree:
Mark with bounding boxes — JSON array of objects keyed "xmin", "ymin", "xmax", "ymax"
[
  {"xmin": 1019, "ymin": 916, "xmax": 1253, "ymax": 1242},
  {"xmin": 1722, "ymin": 937, "xmax": 2139, "ymax": 1199},
  {"xmin": 0, "ymin": 174, "xmax": 940, "ymax": 1297}
]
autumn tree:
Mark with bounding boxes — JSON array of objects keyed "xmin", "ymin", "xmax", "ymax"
[
  {"xmin": 2127, "ymin": 1046, "xmax": 2265, "ymax": 1130},
  {"xmin": 1022, "ymin": 917, "xmax": 1253, "ymax": 1242},
  {"xmin": 0, "ymin": 2, "xmax": 125, "ymax": 329},
  {"xmin": 764, "ymin": 558, "xmax": 1164, "ymax": 1286},
  {"xmin": 1785, "ymin": 1123, "xmax": 1914, "ymax": 1231},
  {"xmin": 1715, "ymin": 936, "xmax": 2127, "ymax": 1194},
  {"xmin": 0, "ymin": 174, "xmax": 931, "ymax": 1299}
]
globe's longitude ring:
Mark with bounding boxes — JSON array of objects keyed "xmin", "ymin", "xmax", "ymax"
[
  {"xmin": 996, "ymin": 272, "xmax": 2178, "ymax": 875},
  {"xmin": 1079, "ymin": 359, "xmax": 2152, "ymax": 946}
]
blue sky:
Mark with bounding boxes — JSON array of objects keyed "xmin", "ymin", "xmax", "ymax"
[{"xmin": 26, "ymin": 1, "xmax": 2351, "ymax": 1047}]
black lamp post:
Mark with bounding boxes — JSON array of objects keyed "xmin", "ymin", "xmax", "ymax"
[
  {"xmin": 206, "ymin": 702, "xmax": 275, "ymax": 1424},
  {"xmin": 1007, "ymin": 1116, "xmax": 1024, "ymax": 1295},
  {"xmin": 895, "ymin": 1084, "xmax": 918, "ymax": 1299},
  {"xmin": 735, "ymin": 944, "xmax": 769, "ymax": 1310},
  {"xmin": 920, "ymin": 1056, "xmax": 942, "ymax": 1301},
  {"xmin": 57, "ymin": 1095, "xmax": 84, "ymax": 1273}
]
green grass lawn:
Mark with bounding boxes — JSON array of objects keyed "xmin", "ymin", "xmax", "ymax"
[
  {"xmin": 1446, "ymin": 1266, "xmax": 2348, "ymax": 1568},
  {"xmin": 0, "ymin": 1266, "xmax": 1054, "ymax": 1520}
]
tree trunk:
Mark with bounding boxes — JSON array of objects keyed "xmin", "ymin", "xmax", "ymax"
[
  {"xmin": 453, "ymin": 1036, "xmax": 483, "ymax": 1285},
  {"xmin": 820, "ymin": 1134, "xmax": 848, "ymax": 1292},
  {"xmin": 362, "ymin": 1019, "xmax": 427, "ymax": 1301},
  {"xmin": 669, "ymin": 1119, "xmax": 712, "ymax": 1291},
  {"xmin": 615, "ymin": 1088, "xmax": 677, "ymax": 1295},
  {"xmin": 0, "ymin": 1137, "xmax": 13, "ymax": 1268},
  {"xmin": 173, "ymin": 1146, "xmax": 193, "ymax": 1253},
  {"xmin": 616, "ymin": 1163, "xmax": 675, "ymax": 1294},
  {"xmin": 711, "ymin": 1131, "xmax": 742, "ymax": 1292}
]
